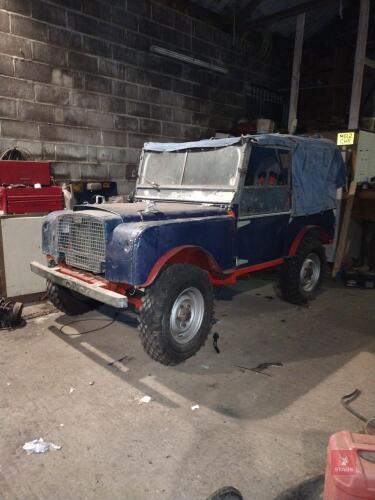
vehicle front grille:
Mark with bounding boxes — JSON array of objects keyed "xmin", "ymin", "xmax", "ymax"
[{"xmin": 57, "ymin": 213, "xmax": 106, "ymax": 274}]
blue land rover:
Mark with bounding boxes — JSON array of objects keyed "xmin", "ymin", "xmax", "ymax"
[{"xmin": 31, "ymin": 134, "xmax": 346, "ymax": 365}]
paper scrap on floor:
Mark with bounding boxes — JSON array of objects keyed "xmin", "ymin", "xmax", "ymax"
[{"xmin": 23, "ymin": 438, "xmax": 62, "ymax": 454}]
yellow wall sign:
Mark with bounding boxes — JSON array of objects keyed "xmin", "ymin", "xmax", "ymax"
[{"xmin": 337, "ymin": 131, "xmax": 355, "ymax": 146}]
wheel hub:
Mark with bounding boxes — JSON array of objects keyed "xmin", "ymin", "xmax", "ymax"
[
  {"xmin": 177, "ymin": 302, "xmax": 192, "ymax": 327},
  {"xmin": 170, "ymin": 287, "xmax": 204, "ymax": 344},
  {"xmin": 299, "ymin": 253, "xmax": 321, "ymax": 292}
]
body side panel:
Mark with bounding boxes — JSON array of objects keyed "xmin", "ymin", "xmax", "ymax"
[
  {"xmin": 234, "ymin": 209, "xmax": 335, "ymax": 268},
  {"xmin": 236, "ymin": 213, "xmax": 290, "ymax": 265}
]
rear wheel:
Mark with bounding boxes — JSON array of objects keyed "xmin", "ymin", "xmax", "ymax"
[
  {"xmin": 139, "ymin": 264, "xmax": 214, "ymax": 365},
  {"xmin": 279, "ymin": 235, "xmax": 326, "ymax": 305},
  {"xmin": 47, "ymin": 280, "xmax": 98, "ymax": 315}
]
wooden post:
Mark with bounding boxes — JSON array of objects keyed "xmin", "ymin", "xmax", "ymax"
[
  {"xmin": 332, "ymin": 180, "xmax": 357, "ymax": 278},
  {"xmin": 348, "ymin": 0, "xmax": 370, "ymax": 129},
  {"xmin": 333, "ymin": 0, "xmax": 370, "ymax": 277},
  {"xmin": 288, "ymin": 13, "xmax": 305, "ymax": 134}
]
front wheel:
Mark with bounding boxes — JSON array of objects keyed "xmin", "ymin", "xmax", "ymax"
[
  {"xmin": 279, "ymin": 235, "xmax": 326, "ymax": 305},
  {"xmin": 139, "ymin": 264, "xmax": 214, "ymax": 365}
]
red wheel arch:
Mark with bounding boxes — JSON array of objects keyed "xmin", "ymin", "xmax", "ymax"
[
  {"xmin": 140, "ymin": 245, "xmax": 223, "ymax": 287},
  {"xmin": 288, "ymin": 225, "xmax": 332, "ymax": 257}
]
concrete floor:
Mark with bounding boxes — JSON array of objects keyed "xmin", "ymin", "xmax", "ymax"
[{"xmin": 1, "ymin": 275, "xmax": 375, "ymax": 499}]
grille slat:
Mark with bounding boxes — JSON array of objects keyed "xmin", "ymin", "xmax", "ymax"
[{"xmin": 57, "ymin": 214, "xmax": 106, "ymax": 274}]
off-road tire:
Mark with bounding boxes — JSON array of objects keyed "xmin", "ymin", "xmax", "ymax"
[
  {"xmin": 206, "ymin": 486, "xmax": 244, "ymax": 500},
  {"xmin": 139, "ymin": 264, "xmax": 214, "ymax": 365},
  {"xmin": 47, "ymin": 280, "xmax": 97, "ymax": 316},
  {"xmin": 279, "ymin": 235, "xmax": 326, "ymax": 305}
]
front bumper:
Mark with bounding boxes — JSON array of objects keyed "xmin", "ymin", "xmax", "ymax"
[{"xmin": 30, "ymin": 261, "xmax": 128, "ymax": 309}]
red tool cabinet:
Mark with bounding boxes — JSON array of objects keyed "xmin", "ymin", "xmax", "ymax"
[
  {"xmin": 0, "ymin": 186, "xmax": 63, "ymax": 214},
  {"xmin": 0, "ymin": 160, "xmax": 63, "ymax": 214},
  {"xmin": 0, "ymin": 161, "xmax": 52, "ymax": 186}
]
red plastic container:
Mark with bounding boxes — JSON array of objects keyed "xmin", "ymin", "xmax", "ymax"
[
  {"xmin": 0, "ymin": 186, "xmax": 63, "ymax": 214},
  {"xmin": 0, "ymin": 161, "xmax": 51, "ymax": 186},
  {"xmin": 323, "ymin": 431, "xmax": 375, "ymax": 499}
]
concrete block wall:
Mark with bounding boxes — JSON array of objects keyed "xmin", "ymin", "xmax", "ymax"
[{"xmin": 0, "ymin": 0, "xmax": 287, "ymax": 194}]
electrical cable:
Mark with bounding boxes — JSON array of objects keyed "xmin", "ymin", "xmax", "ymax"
[
  {"xmin": 341, "ymin": 389, "xmax": 367, "ymax": 423},
  {"xmin": 59, "ymin": 314, "xmax": 118, "ymax": 336},
  {"xmin": 341, "ymin": 389, "xmax": 375, "ymax": 432}
]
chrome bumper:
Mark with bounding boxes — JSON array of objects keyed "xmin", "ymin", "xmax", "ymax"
[{"xmin": 30, "ymin": 261, "xmax": 128, "ymax": 309}]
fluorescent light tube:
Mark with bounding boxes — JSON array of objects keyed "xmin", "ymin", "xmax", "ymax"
[{"xmin": 150, "ymin": 45, "xmax": 228, "ymax": 74}]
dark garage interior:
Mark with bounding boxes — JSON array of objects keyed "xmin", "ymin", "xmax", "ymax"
[{"xmin": 0, "ymin": 0, "xmax": 375, "ymax": 498}]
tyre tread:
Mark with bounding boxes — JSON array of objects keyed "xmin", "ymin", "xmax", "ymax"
[
  {"xmin": 279, "ymin": 234, "xmax": 326, "ymax": 305},
  {"xmin": 46, "ymin": 280, "xmax": 96, "ymax": 316},
  {"xmin": 139, "ymin": 264, "xmax": 214, "ymax": 365}
]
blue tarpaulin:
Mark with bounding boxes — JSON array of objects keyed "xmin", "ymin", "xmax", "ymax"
[{"xmin": 143, "ymin": 134, "xmax": 347, "ymax": 217}]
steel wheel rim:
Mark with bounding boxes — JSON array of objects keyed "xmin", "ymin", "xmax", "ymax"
[
  {"xmin": 170, "ymin": 287, "xmax": 204, "ymax": 344},
  {"xmin": 300, "ymin": 253, "xmax": 321, "ymax": 292}
]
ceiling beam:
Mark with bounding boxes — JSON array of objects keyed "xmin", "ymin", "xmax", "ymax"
[
  {"xmin": 220, "ymin": 0, "xmax": 263, "ymax": 32},
  {"xmin": 161, "ymin": 0, "xmax": 225, "ymax": 30},
  {"xmin": 239, "ymin": 0, "xmax": 263, "ymax": 16},
  {"xmin": 239, "ymin": 0, "xmax": 340, "ymax": 32}
]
